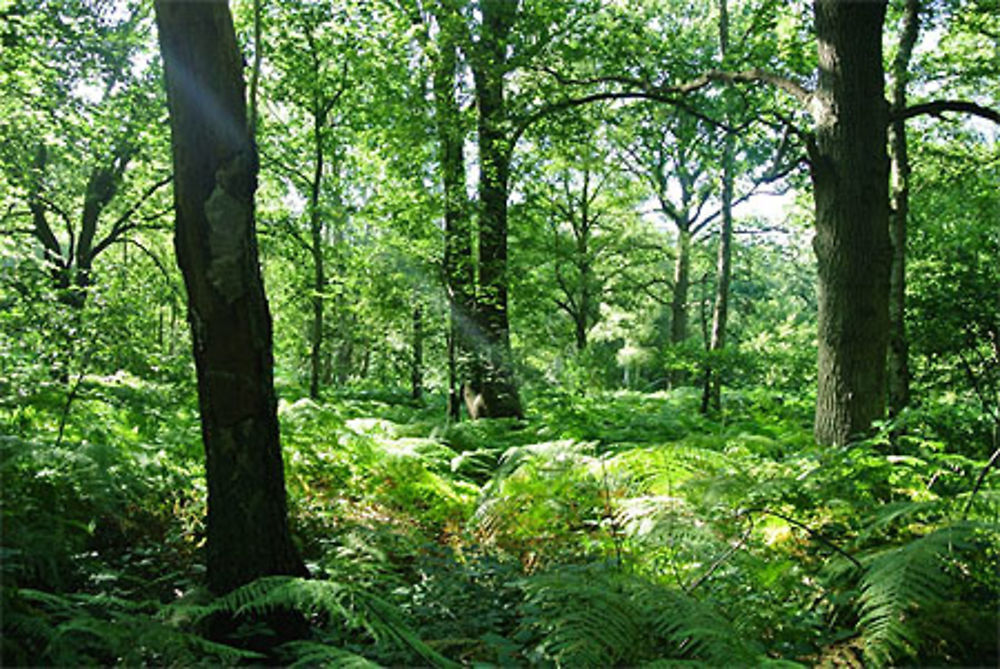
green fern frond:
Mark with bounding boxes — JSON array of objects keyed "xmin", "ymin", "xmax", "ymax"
[
  {"xmin": 520, "ymin": 565, "xmax": 757, "ymax": 667},
  {"xmin": 214, "ymin": 576, "xmax": 458, "ymax": 668},
  {"xmin": 281, "ymin": 640, "xmax": 383, "ymax": 668},
  {"xmin": 856, "ymin": 523, "xmax": 978, "ymax": 666},
  {"xmin": 639, "ymin": 586, "xmax": 757, "ymax": 665},
  {"xmin": 9, "ymin": 587, "xmax": 260, "ymax": 665},
  {"xmin": 521, "ymin": 568, "xmax": 643, "ymax": 667}
]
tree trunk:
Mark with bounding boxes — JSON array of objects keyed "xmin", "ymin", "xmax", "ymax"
[
  {"xmin": 411, "ymin": 304, "xmax": 423, "ymax": 400},
  {"xmin": 811, "ymin": 0, "xmax": 891, "ymax": 446},
  {"xmin": 701, "ymin": 0, "xmax": 734, "ymax": 414},
  {"xmin": 433, "ymin": 4, "xmax": 474, "ymax": 421},
  {"xmin": 669, "ymin": 224, "xmax": 691, "ymax": 386},
  {"xmin": 154, "ymin": 0, "xmax": 306, "ymax": 594},
  {"xmin": 887, "ymin": 0, "xmax": 919, "ymax": 419},
  {"xmin": 308, "ymin": 112, "xmax": 325, "ymax": 400},
  {"xmin": 468, "ymin": 0, "xmax": 522, "ymax": 419},
  {"xmin": 671, "ymin": 225, "xmax": 691, "ymax": 344}
]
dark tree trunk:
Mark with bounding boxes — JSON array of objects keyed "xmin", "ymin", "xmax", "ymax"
[
  {"xmin": 433, "ymin": 4, "xmax": 474, "ymax": 421},
  {"xmin": 411, "ymin": 304, "xmax": 423, "ymax": 400},
  {"xmin": 670, "ymin": 226, "xmax": 691, "ymax": 345},
  {"xmin": 467, "ymin": 0, "xmax": 522, "ymax": 419},
  {"xmin": 668, "ymin": 224, "xmax": 691, "ymax": 386},
  {"xmin": 810, "ymin": 0, "xmax": 891, "ymax": 446},
  {"xmin": 308, "ymin": 112, "xmax": 325, "ymax": 400},
  {"xmin": 887, "ymin": 0, "xmax": 919, "ymax": 419},
  {"xmin": 154, "ymin": 0, "xmax": 306, "ymax": 594},
  {"xmin": 701, "ymin": 0, "xmax": 734, "ymax": 414}
]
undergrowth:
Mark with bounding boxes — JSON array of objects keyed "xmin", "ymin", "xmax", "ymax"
[{"xmin": 2, "ymin": 379, "xmax": 997, "ymax": 666}]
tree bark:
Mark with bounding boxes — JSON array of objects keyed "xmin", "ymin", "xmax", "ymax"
[
  {"xmin": 701, "ymin": 0, "xmax": 734, "ymax": 414},
  {"xmin": 810, "ymin": 0, "xmax": 891, "ymax": 446},
  {"xmin": 411, "ymin": 304, "xmax": 423, "ymax": 400},
  {"xmin": 154, "ymin": 0, "xmax": 306, "ymax": 594},
  {"xmin": 467, "ymin": 0, "xmax": 523, "ymax": 419},
  {"xmin": 670, "ymin": 225, "xmax": 691, "ymax": 344},
  {"xmin": 433, "ymin": 2, "xmax": 474, "ymax": 420},
  {"xmin": 887, "ymin": 0, "xmax": 919, "ymax": 419},
  {"xmin": 308, "ymin": 110, "xmax": 325, "ymax": 400}
]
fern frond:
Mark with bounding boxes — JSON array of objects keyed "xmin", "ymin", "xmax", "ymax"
[
  {"xmin": 856, "ymin": 523, "xmax": 976, "ymax": 666},
  {"xmin": 522, "ymin": 568, "xmax": 643, "ymax": 667},
  {"xmin": 214, "ymin": 576, "xmax": 458, "ymax": 668},
  {"xmin": 281, "ymin": 640, "xmax": 383, "ymax": 668},
  {"xmin": 520, "ymin": 565, "xmax": 757, "ymax": 667}
]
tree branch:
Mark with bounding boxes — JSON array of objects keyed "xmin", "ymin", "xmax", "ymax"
[
  {"xmin": 894, "ymin": 100, "xmax": 1000, "ymax": 125},
  {"xmin": 90, "ymin": 173, "xmax": 174, "ymax": 259}
]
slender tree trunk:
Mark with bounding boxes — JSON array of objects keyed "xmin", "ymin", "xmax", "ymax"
[
  {"xmin": 155, "ymin": 0, "xmax": 306, "ymax": 594},
  {"xmin": 447, "ymin": 323, "xmax": 459, "ymax": 419},
  {"xmin": 811, "ymin": 0, "xmax": 891, "ymax": 446},
  {"xmin": 433, "ymin": 4, "xmax": 474, "ymax": 421},
  {"xmin": 669, "ymin": 224, "xmax": 691, "ymax": 386},
  {"xmin": 702, "ymin": 0, "xmax": 734, "ymax": 414},
  {"xmin": 887, "ymin": 0, "xmax": 919, "ymax": 419},
  {"xmin": 308, "ymin": 113, "xmax": 325, "ymax": 400},
  {"xmin": 468, "ymin": 0, "xmax": 522, "ymax": 419},
  {"xmin": 574, "ymin": 311, "xmax": 588, "ymax": 351},
  {"xmin": 671, "ymin": 225, "xmax": 691, "ymax": 344},
  {"xmin": 411, "ymin": 304, "xmax": 423, "ymax": 400}
]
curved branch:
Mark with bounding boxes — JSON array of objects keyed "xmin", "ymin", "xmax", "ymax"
[{"xmin": 894, "ymin": 100, "xmax": 1000, "ymax": 125}]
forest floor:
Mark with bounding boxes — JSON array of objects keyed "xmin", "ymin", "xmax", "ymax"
[{"xmin": 2, "ymin": 376, "xmax": 997, "ymax": 666}]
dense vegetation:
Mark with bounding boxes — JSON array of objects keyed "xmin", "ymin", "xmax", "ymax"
[{"xmin": 1, "ymin": 0, "xmax": 997, "ymax": 666}]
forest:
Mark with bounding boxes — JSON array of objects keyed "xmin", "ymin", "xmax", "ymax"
[{"xmin": 1, "ymin": 0, "xmax": 998, "ymax": 666}]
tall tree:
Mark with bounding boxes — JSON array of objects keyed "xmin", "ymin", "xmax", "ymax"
[
  {"xmin": 154, "ymin": 0, "xmax": 306, "ymax": 593},
  {"xmin": 464, "ymin": 0, "xmax": 523, "ymax": 418},
  {"xmin": 809, "ymin": 0, "xmax": 892, "ymax": 445},
  {"xmin": 0, "ymin": 3, "xmax": 171, "ymax": 309},
  {"xmin": 887, "ymin": 0, "xmax": 920, "ymax": 419},
  {"xmin": 432, "ymin": 0, "xmax": 476, "ymax": 420},
  {"xmin": 701, "ymin": 0, "xmax": 735, "ymax": 413},
  {"xmin": 263, "ymin": 2, "xmax": 350, "ymax": 399}
]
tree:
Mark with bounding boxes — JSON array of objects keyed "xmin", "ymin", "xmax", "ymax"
[
  {"xmin": 431, "ymin": 0, "xmax": 476, "ymax": 419},
  {"xmin": 464, "ymin": 0, "xmax": 524, "ymax": 419},
  {"xmin": 701, "ymin": 0, "xmax": 734, "ymax": 414},
  {"xmin": 809, "ymin": 0, "xmax": 891, "ymax": 445},
  {"xmin": 519, "ymin": 114, "xmax": 638, "ymax": 353},
  {"xmin": 0, "ymin": 2, "xmax": 171, "ymax": 309},
  {"xmin": 154, "ymin": 0, "xmax": 306, "ymax": 593}
]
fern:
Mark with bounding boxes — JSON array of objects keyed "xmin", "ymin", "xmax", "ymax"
[
  {"xmin": 519, "ymin": 564, "xmax": 759, "ymax": 667},
  {"xmin": 4, "ymin": 587, "xmax": 259, "ymax": 666},
  {"xmin": 212, "ymin": 576, "xmax": 459, "ymax": 668},
  {"xmin": 281, "ymin": 640, "xmax": 383, "ymax": 668},
  {"xmin": 855, "ymin": 523, "xmax": 979, "ymax": 666}
]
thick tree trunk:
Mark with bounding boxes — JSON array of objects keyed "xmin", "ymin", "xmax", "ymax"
[
  {"xmin": 887, "ymin": 0, "xmax": 919, "ymax": 419},
  {"xmin": 468, "ymin": 0, "xmax": 522, "ymax": 419},
  {"xmin": 811, "ymin": 0, "xmax": 891, "ymax": 446},
  {"xmin": 155, "ymin": 0, "xmax": 306, "ymax": 594}
]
